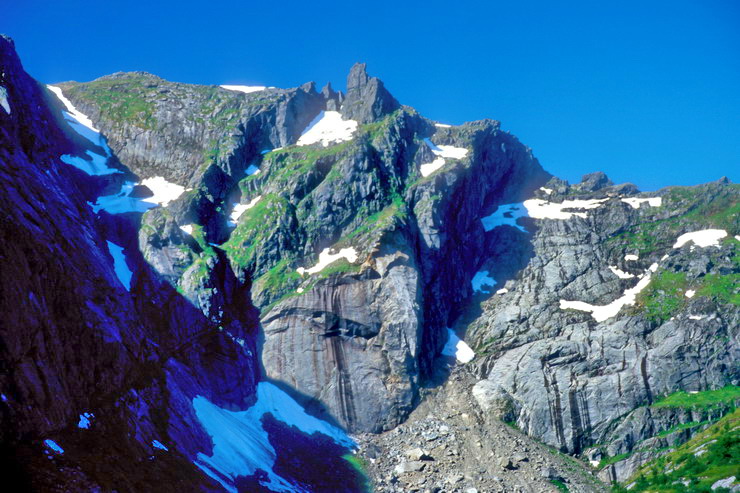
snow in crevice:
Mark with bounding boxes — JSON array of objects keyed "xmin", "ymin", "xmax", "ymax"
[
  {"xmin": 220, "ymin": 85, "xmax": 268, "ymax": 94},
  {"xmin": 106, "ymin": 241, "xmax": 133, "ymax": 291},
  {"xmin": 140, "ymin": 177, "xmax": 187, "ymax": 207},
  {"xmin": 91, "ymin": 178, "xmax": 187, "ymax": 215},
  {"xmin": 44, "ymin": 439, "xmax": 64, "ymax": 454},
  {"xmin": 60, "ymin": 151, "xmax": 121, "ymax": 176},
  {"xmin": 297, "ymin": 247, "xmax": 358, "ymax": 276},
  {"xmin": 559, "ymin": 262, "xmax": 659, "ymax": 322},
  {"xmin": 441, "ymin": 329, "xmax": 475, "ymax": 363},
  {"xmin": 471, "ymin": 270, "xmax": 496, "ymax": 294},
  {"xmin": 192, "ymin": 382, "xmax": 354, "ymax": 493},
  {"xmin": 228, "ymin": 196, "xmax": 261, "ymax": 227},
  {"xmin": 621, "ymin": 197, "xmax": 662, "ymax": 209},
  {"xmin": 481, "ymin": 198, "xmax": 608, "ymax": 233},
  {"xmin": 609, "ymin": 266, "xmax": 636, "ymax": 279},
  {"xmin": 296, "ymin": 111, "xmax": 358, "ymax": 147},
  {"xmin": 0, "ymin": 86, "xmax": 10, "ymax": 114},
  {"xmin": 624, "ymin": 254, "xmax": 639, "ymax": 261},
  {"xmin": 673, "ymin": 229, "xmax": 727, "ymax": 249},
  {"xmin": 152, "ymin": 440, "xmax": 169, "ymax": 451},
  {"xmin": 688, "ymin": 315, "xmax": 705, "ymax": 320},
  {"xmin": 540, "ymin": 187, "xmax": 553, "ymax": 195},
  {"xmin": 419, "ymin": 138, "xmax": 469, "ymax": 176},
  {"xmin": 78, "ymin": 412, "xmax": 94, "ymax": 429},
  {"xmin": 180, "ymin": 225, "xmax": 194, "ymax": 235}
]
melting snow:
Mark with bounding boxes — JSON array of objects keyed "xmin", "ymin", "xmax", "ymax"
[
  {"xmin": 228, "ymin": 196, "xmax": 261, "ymax": 227},
  {"xmin": 609, "ymin": 266, "xmax": 635, "ymax": 279},
  {"xmin": 481, "ymin": 198, "xmax": 608, "ymax": 233},
  {"xmin": 685, "ymin": 289, "xmax": 696, "ymax": 298},
  {"xmin": 180, "ymin": 225, "xmax": 194, "ymax": 235},
  {"xmin": 560, "ymin": 262, "xmax": 659, "ymax": 322},
  {"xmin": 540, "ymin": 187, "xmax": 553, "ymax": 195},
  {"xmin": 220, "ymin": 85, "xmax": 267, "ymax": 94},
  {"xmin": 77, "ymin": 412, "xmax": 94, "ymax": 429},
  {"xmin": 471, "ymin": 270, "xmax": 496, "ymax": 294},
  {"xmin": 420, "ymin": 157, "xmax": 446, "ymax": 177},
  {"xmin": 624, "ymin": 254, "xmax": 639, "ymax": 261},
  {"xmin": 0, "ymin": 86, "xmax": 10, "ymax": 114},
  {"xmin": 192, "ymin": 381, "xmax": 353, "ymax": 493},
  {"xmin": 297, "ymin": 247, "xmax": 358, "ymax": 276},
  {"xmin": 44, "ymin": 439, "xmax": 64, "ymax": 455},
  {"xmin": 621, "ymin": 197, "xmax": 662, "ymax": 209},
  {"xmin": 441, "ymin": 329, "xmax": 475, "ymax": 363},
  {"xmin": 152, "ymin": 440, "xmax": 169, "ymax": 451},
  {"xmin": 60, "ymin": 151, "xmax": 121, "ymax": 176},
  {"xmin": 424, "ymin": 138, "xmax": 468, "ymax": 159},
  {"xmin": 140, "ymin": 177, "xmax": 186, "ymax": 207},
  {"xmin": 296, "ymin": 111, "xmax": 358, "ymax": 147},
  {"xmin": 106, "ymin": 241, "xmax": 132, "ymax": 291},
  {"xmin": 673, "ymin": 229, "xmax": 727, "ymax": 249}
]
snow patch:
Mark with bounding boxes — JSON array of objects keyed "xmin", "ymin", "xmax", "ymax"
[
  {"xmin": 621, "ymin": 197, "xmax": 662, "ymax": 209},
  {"xmin": 673, "ymin": 229, "xmax": 727, "ymax": 249},
  {"xmin": 47, "ymin": 85, "xmax": 100, "ymax": 142},
  {"xmin": 540, "ymin": 187, "xmax": 553, "ymax": 195},
  {"xmin": 624, "ymin": 254, "xmax": 639, "ymax": 261},
  {"xmin": 559, "ymin": 265, "xmax": 656, "ymax": 322},
  {"xmin": 685, "ymin": 289, "xmax": 696, "ymax": 298},
  {"xmin": 424, "ymin": 138, "xmax": 468, "ymax": 159},
  {"xmin": 296, "ymin": 111, "xmax": 358, "ymax": 147},
  {"xmin": 245, "ymin": 164, "xmax": 260, "ymax": 176},
  {"xmin": 688, "ymin": 315, "xmax": 704, "ymax": 320},
  {"xmin": 180, "ymin": 225, "xmax": 193, "ymax": 235},
  {"xmin": 91, "ymin": 182, "xmax": 156, "ymax": 214},
  {"xmin": 1, "ymin": 394, "xmax": 7, "ymax": 402},
  {"xmin": 420, "ymin": 157, "xmax": 446, "ymax": 177},
  {"xmin": 297, "ymin": 247, "xmax": 358, "ymax": 276},
  {"xmin": 481, "ymin": 198, "xmax": 608, "ymax": 233},
  {"xmin": 140, "ymin": 176, "xmax": 186, "ymax": 207},
  {"xmin": 192, "ymin": 382, "xmax": 353, "ymax": 493},
  {"xmin": 481, "ymin": 203, "xmax": 529, "ymax": 233},
  {"xmin": 228, "ymin": 196, "xmax": 261, "ymax": 226},
  {"xmin": 471, "ymin": 270, "xmax": 496, "ymax": 294},
  {"xmin": 496, "ymin": 288, "xmax": 509, "ymax": 295},
  {"xmin": 434, "ymin": 123, "xmax": 452, "ymax": 128},
  {"xmin": 0, "ymin": 86, "xmax": 10, "ymax": 114},
  {"xmin": 152, "ymin": 440, "xmax": 169, "ymax": 451},
  {"xmin": 77, "ymin": 412, "xmax": 94, "ymax": 429},
  {"xmin": 106, "ymin": 241, "xmax": 132, "ymax": 291},
  {"xmin": 441, "ymin": 329, "xmax": 475, "ymax": 363},
  {"xmin": 220, "ymin": 85, "xmax": 267, "ymax": 94},
  {"xmin": 44, "ymin": 439, "xmax": 64, "ymax": 455},
  {"xmin": 60, "ymin": 151, "xmax": 121, "ymax": 176},
  {"xmin": 609, "ymin": 266, "xmax": 635, "ymax": 279},
  {"xmin": 296, "ymin": 287, "xmax": 304, "ymax": 293}
]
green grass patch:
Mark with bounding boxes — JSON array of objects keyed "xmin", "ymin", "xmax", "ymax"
[
  {"xmin": 636, "ymin": 271, "xmax": 688, "ymax": 323},
  {"xmin": 697, "ymin": 273, "xmax": 740, "ymax": 306},
  {"xmin": 550, "ymin": 479, "xmax": 569, "ymax": 492},
  {"xmin": 652, "ymin": 386, "xmax": 740, "ymax": 409}
]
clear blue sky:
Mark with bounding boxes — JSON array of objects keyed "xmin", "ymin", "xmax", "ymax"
[{"xmin": 6, "ymin": 0, "xmax": 739, "ymax": 190}]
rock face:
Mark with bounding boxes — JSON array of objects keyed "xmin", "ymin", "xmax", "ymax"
[{"xmin": 1, "ymin": 32, "xmax": 738, "ymax": 492}]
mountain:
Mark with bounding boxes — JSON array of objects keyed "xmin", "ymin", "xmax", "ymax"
[{"xmin": 0, "ymin": 34, "xmax": 737, "ymax": 492}]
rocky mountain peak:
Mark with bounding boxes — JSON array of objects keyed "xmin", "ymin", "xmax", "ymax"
[{"xmin": 341, "ymin": 61, "xmax": 400, "ymax": 123}]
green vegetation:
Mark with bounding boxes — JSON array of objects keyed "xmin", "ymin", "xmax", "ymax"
[
  {"xmin": 267, "ymin": 142, "xmax": 351, "ymax": 184},
  {"xmin": 317, "ymin": 258, "xmax": 361, "ymax": 279},
  {"xmin": 613, "ymin": 408, "xmax": 740, "ymax": 492},
  {"xmin": 636, "ymin": 271, "xmax": 688, "ymax": 323},
  {"xmin": 655, "ymin": 421, "xmax": 709, "ymax": 438},
  {"xmin": 64, "ymin": 76, "xmax": 158, "ymax": 129},
  {"xmin": 697, "ymin": 273, "xmax": 740, "ymax": 306},
  {"xmin": 550, "ymin": 479, "xmax": 569, "ymax": 492},
  {"xmin": 222, "ymin": 194, "xmax": 293, "ymax": 271},
  {"xmin": 652, "ymin": 386, "xmax": 740, "ymax": 410},
  {"xmin": 598, "ymin": 452, "xmax": 631, "ymax": 469},
  {"xmin": 253, "ymin": 259, "xmax": 302, "ymax": 301},
  {"xmin": 342, "ymin": 454, "xmax": 372, "ymax": 493},
  {"xmin": 341, "ymin": 193, "xmax": 408, "ymax": 244}
]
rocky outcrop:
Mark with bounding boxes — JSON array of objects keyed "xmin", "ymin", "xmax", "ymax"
[{"xmin": 341, "ymin": 62, "xmax": 400, "ymax": 124}]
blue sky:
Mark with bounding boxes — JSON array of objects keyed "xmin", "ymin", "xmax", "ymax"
[{"xmin": 6, "ymin": 0, "xmax": 739, "ymax": 190}]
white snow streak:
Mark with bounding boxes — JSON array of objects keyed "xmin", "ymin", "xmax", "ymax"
[
  {"xmin": 434, "ymin": 123, "xmax": 452, "ymax": 128},
  {"xmin": 496, "ymin": 288, "xmax": 509, "ymax": 295},
  {"xmin": 180, "ymin": 225, "xmax": 193, "ymax": 235},
  {"xmin": 688, "ymin": 315, "xmax": 704, "ymax": 320},
  {"xmin": 44, "ymin": 439, "xmax": 64, "ymax": 454},
  {"xmin": 220, "ymin": 85, "xmax": 267, "ymax": 94},
  {"xmin": 297, "ymin": 247, "xmax": 358, "ymax": 276},
  {"xmin": 441, "ymin": 329, "xmax": 475, "ymax": 363},
  {"xmin": 420, "ymin": 157, "xmax": 446, "ymax": 177},
  {"xmin": 540, "ymin": 187, "xmax": 553, "ymax": 195},
  {"xmin": 106, "ymin": 241, "xmax": 132, "ymax": 291},
  {"xmin": 0, "ymin": 86, "xmax": 10, "ymax": 114},
  {"xmin": 624, "ymin": 254, "xmax": 639, "ymax": 261},
  {"xmin": 296, "ymin": 111, "xmax": 358, "ymax": 147},
  {"xmin": 228, "ymin": 196, "xmax": 261, "ymax": 226},
  {"xmin": 621, "ymin": 197, "xmax": 662, "ymax": 209},
  {"xmin": 673, "ymin": 229, "xmax": 727, "ymax": 249},
  {"xmin": 152, "ymin": 440, "xmax": 169, "ymax": 451},
  {"xmin": 419, "ymin": 138, "xmax": 469, "ymax": 176},
  {"xmin": 481, "ymin": 198, "xmax": 608, "ymax": 233},
  {"xmin": 609, "ymin": 266, "xmax": 636, "ymax": 279},
  {"xmin": 685, "ymin": 289, "xmax": 696, "ymax": 298}
]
